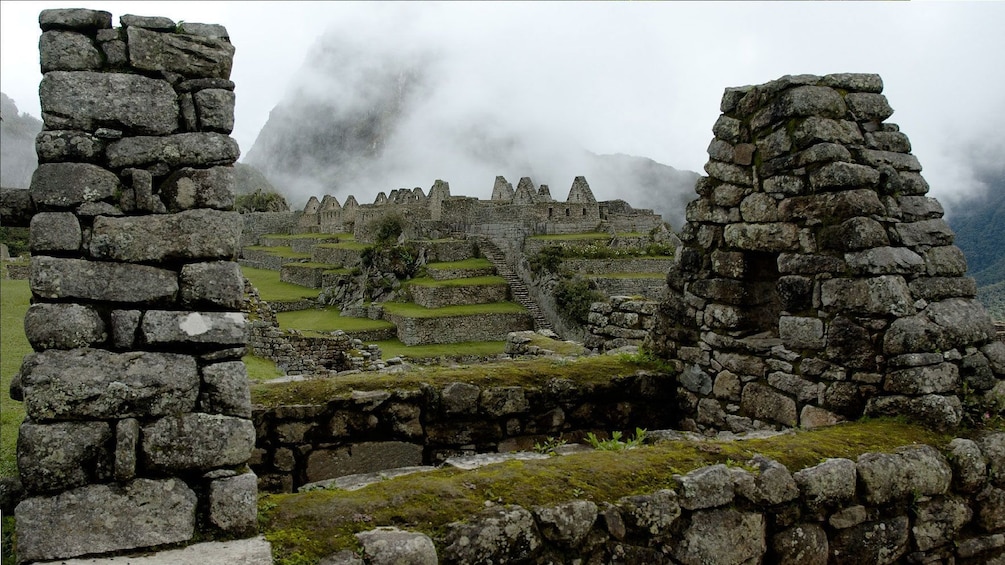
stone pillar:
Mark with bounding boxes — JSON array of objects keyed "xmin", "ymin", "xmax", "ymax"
[
  {"xmin": 655, "ymin": 73, "xmax": 1005, "ymax": 434},
  {"xmin": 14, "ymin": 9, "xmax": 255, "ymax": 562}
]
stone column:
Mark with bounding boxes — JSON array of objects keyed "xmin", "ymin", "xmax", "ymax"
[{"xmin": 14, "ymin": 9, "xmax": 256, "ymax": 562}]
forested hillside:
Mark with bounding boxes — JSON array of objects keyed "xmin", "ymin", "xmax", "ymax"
[
  {"xmin": 0, "ymin": 93, "xmax": 41, "ymax": 188},
  {"xmin": 948, "ymin": 165, "xmax": 1005, "ymax": 320}
]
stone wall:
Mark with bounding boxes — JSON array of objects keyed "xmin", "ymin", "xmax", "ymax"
[
  {"xmin": 585, "ymin": 297, "xmax": 659, "ymax": 352},
  {"xmin": 386, "ymin": 310, "xmax": 534, "ymax": 345},
  {"xmin": 409, "ymin": 281, "xmax": 510, "ymax": 309},
  {"xmin": 654, "ymin": 73, "xmax": 1005, "ymax": 433},
  {"xmin": 588, "ymin": 276, "xmax": 666, "ymax": 300},
  {"xmin": 560, "ymin": 257, "xmax": 675, "ymax": 275},
  {"xmin": 336, "ymin": 432, "xmax": 1005, "ymax": 565},
  {"xmin": 251, "ymin": 370, "xmax": 679, "ymax": 492},
  {"xmin": 240, "ymin": 210, "xmax": 296, "ymax": 247},
  {"xmin": 248, "ymin": 322, "xmax": 356, "ymax": 375},
  {"xmin": 13, "ymin": 9, "xmax": 256, "ymax": 562}
]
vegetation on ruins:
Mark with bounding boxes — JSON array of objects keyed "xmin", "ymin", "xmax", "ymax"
[
  {"xmin": 235, "ymin": 188, "xmax": 291, "ymax": 213},
  {"xmin": 258, "ymin": 419, "xmax": 948, "ymax": 563},
  {"xmin": 552, "ymin": 277, "xmax": 604, "ymax": 326}
]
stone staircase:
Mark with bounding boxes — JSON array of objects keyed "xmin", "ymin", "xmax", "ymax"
[{"xmin": 477, "ymin": 238, "xmax": 555, "ymax": 334}]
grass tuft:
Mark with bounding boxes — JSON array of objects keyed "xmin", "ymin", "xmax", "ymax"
[{"xmin": 242, "ymin": 266, "xmax": 320, "ymax": 302}]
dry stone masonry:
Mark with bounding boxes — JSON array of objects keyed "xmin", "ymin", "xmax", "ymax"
[
  {"xmin": 13, "ymin": 9, "xmax": 256, "ymax": 562},
  {"xmin": 655, "ymin": 73, "xmax": 1005, "ymax": 434}
]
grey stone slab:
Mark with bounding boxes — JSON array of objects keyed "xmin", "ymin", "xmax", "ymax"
[
  {"xmin": 127, "ymin": 26, "xmax": 235, "ymax": 78},
  {"xmin": 91, "ymin": 209, "xmax": 242, "ymax": 262},
  {"xmin": 17, "ymin": 421, "xmax": 112, "ymax": 492},
  {"xmin": 31, "ymin": 256, "xmax": 178, "ymax": 303},
  {"xmin": 106, "ymin": 133, "xmax": 240, "ymax": 169},
  {"xmin": 40, "ymin": 71, "xmax": 179, "ymax": 135},
  {"xmin": 444, "ymin": 451, "xmax": 550, "ymax": 471},
  {"xmin": 38, "ymin": 536, "xmax": 272, "ymax": 564},
  {"xmin": 142, "ymin": 310, "xmax": 248, "ymax": 346},
  {"xmin": 142, "ymin": 413, "xmax": 255, "ymax": 472},
  {"xmin": 30, "ymin": 163, "xmax": 120, "ymax": 208},
  {"xmin": 23, "ymin": 303, "xmax": 105, "ymax": 350}
]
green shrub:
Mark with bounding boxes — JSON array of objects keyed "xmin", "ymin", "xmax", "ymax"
[
  {"xmin": 235, "ymin": 189, "xmax": 289, "ymax": 212},
  {"xmin": 553, "ymin": 277, "xmax": 603, "ymax": 326},
  {"xmin": 369, "ymin": 214, "xmax": 405, "ymax": 246}
]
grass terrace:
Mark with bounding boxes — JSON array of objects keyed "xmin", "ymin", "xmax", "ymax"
[
  {"xmin": 374, "ymin": 339, "xmax": 507, "ymax": 360},
  {"xmin": 316, "ymin": 240, "xmax": 373, "ymax": 251},
  {"xmin": 242, "ymin": 266, "xmax": 320, "ymax": 302},
  {"xmin": 276, "ymin": 307, "xmax": 394, "ymax": 334},
  {"xmin": 243, "ymin": 245, "xmax": 312, "ymax": 259},
  {"xmin": 405, "ymin": 275, "xmax": 507, "ymax": 288},
  {"xmin": 424, "ymin": 258, "xmax": 493, "ymax": 270},
  {"xmin": 382, "ymin": 301, "xmax": 526, "ymax": 318}
]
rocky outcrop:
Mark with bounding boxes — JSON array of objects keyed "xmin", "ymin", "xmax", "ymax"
[{"xmin": 13, "ymin": 8, "xmax": 257, "ymax": 562}]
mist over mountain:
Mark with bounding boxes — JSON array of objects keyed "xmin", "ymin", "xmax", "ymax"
[
  {"xmin": 245, "ymin": 30, "xmax": 700, "ymax": 228},
  {"xmin": 0, "ymin": 92, "xmax": 41, "ymax": 188}
]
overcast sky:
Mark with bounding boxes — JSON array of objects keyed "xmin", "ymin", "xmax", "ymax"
[{"xmin": 2, "ymin": 1, "xmax": 1003, "ymax": 213}]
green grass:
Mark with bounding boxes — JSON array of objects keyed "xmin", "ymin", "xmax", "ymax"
[
  {"xmin": 243, "ymin": 246, "xmax": 312, "ymax": 259},
  {"xmin": 1, "ymin": 279, "xmax": 31, "ymax": 478},
  {"xmin": 241, "ymin": 266, "xmax": 319, "ymax": 302},
  {"xmin": 259, "ymin": 419, "xmax": 947, "ymax": 563},
  {"xmin": 243, "ymin": 355, "xmax": 285, "ymax": 382},
  {"xmin": 382, "ymin": 301, "xmax": 526, "ymax": 318},
  {"xmin": 276, "ymin": 308, "xmax": 394, "ymax": 333},
  {"xmin": 374, "ymin": 339, "xmax": 507, "ymax": 360},
  {"xmin": 425, "ymin": 258, "xmax": 492, "ymax": 270},
  {"xmin": 527, "ymin": 232, "xmax": 610, "ymax": 241},
  {"xmin": 282, "ymin": 262, "xmax": 342, "ymax": 270},
  {"xmin": 405, "ymin": 275, "xmax": 507, "ymax": 288},
  {"xmin": 261, "ymin": 233, "xmax": 350, "ymax": 240},
  {"xmin": 316, "ymin": 241, "xmax": 372, "ymax": 251}
]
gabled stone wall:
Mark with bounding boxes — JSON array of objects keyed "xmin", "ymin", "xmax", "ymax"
[
  {"xmin": 13, "ymin": 9, "xmax": 256, "ymax": 562},
  {"xmin": 654, "ymin": 73, "xmax": 1005, "ymax": 433}
]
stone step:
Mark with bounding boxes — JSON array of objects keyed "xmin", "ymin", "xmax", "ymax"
[
  {"xmin": 476, "ymin": 239, "xmax": 555, "ymax": 334},
  {"xmin": 44, "ymin": 537, "xmax": 273, "ymax": 565}
]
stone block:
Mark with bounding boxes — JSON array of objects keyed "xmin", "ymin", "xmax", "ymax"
[
  {"xmin": 741, "ymin": 382, "xmax": 797, "ymax": 427},
  {"xmin": 771, "ymin": 523, "xmax": 828, "ymax": 565},
  {"xmin": 979, "ymin": 433, "xmax": 1005, "ymax": 487},
  {"xmin": 442, "ymin": 505, "xmax": 541, "ymax": 565},
  {"xmin": 779, "ymin": 316, "xmax": 824, "ymax": 350},
  {"xmin": 780, "ymin": 189, "xmax": 886, "ymax": 224},
  {"xmin": 306, "ymin": 442, "xmax": 423, "ymax": 483},
  {"xmin": 857, "ymin": 445, "xmax": 952, "ymax": 505},
  {"xmin": 820, "ymin": 216, "xmax": 889, "ymax": 251},
  {"xmin": 845, "ymin": 92, "xmax": 894, "ymax": 121},
  {"xmin": 792, "ymin": 116, "xmax": 863, "ymax": 148},
  {"xmin": 40, "ymin": 71, "xmax": 179, "ymax": 135},
  {"xmin": 354, "ymin": 527, "xmax": 437, "ymax": 565},
  {"xmin": 820, "ymin": 275, "xmax": 914, "ymax": 317},
  {"xmin": 925, "ymin": 297, "xmax": 996, "ymax": 350},
  {"xmin": 768, "ymin": 372, "xmax": 820, "ymax": 403},
  {"xmin": 29, "ymin": 211, "xmax": 81, "ymax": 252},
  {"xmin": 20, "ymin": 349, "xmax": 198, "ymax": 421},
  {"xmin": 792, "ymin": 458, "xmax": 856, "ymax": 514},
  {"xmin": 923, "ymin": 245, "xmax": 967, "ymax": 276},
  {"xmin": 17, "ymin": 421, "xmax": 112, "ymax": 492},
  {"xmin": 732, "ymin": 455, "xmax": 800, "ymax": 505},
  {"xmin": 976, "ymin": 486, "xmax": 1005, "ymax": 532},
  {"xmin": 946, "ymin": 438, "xmax": 988, "ymax": 494},
  {"xmin": 23, "ymin": 303, "xmax": 105, "ymax": 350},
  {"xmin": 142, "ymin": 413, "xmax": 255, "ymax": 472},
  {"xmin": 141, "ymin": 311, "xmax": 248, "ymax": 346},
  {"xmin": 912, "ymin": 495, "xmax": 972, "ymax": 552},
  {"xmin": 194, "ymin": 88, "xmax": 235, "ymax": 132},
  {"xmin": 777, "ymin": 252, "xmax": 845, "ymax": 275},
  {"xmin": 675, "ymin": 464, "xmax": 733, "ymax": 510},
  {"xmin": 115, "ymin": 418, "xmax": 139, "ymax": 481},
  {"xmin": 844, "ymin": 246, "xmax": 924, "ymax": 275},
  {"xmin": 857, "ymin": 148, "xmax": 922, "ymax": 172},
  {"xmin": 91, "ymin": 209, "xmax": 241, "ymax": 262},
  {"xmin": 884, "ymin": 362, "xmax": 958, "ymax": 395},
  {"xmin": 829, "ymin": 516, "xmax": 909, "ymax": 565},
  {"xmin": 39, "ymin": 8, "xmax": 112, "ymax": 31},
  {"xmin": 795, "ymin": 142, "xmax": 852, "ymax": 167},
  {"xmin": 893, "ymin": 218, "xmax": 954, "ymax": 247},
  {"xmin": 822, "ymin": 73, "xmax": 884, "ymax": 92},
  {"xmin": 106, "ymin": 133, "xmax": 240, "ymax": 169},
  {"xmin": 896, "ymin": 195, "xmax": 943, "ymax": 221},
  {"xmin": 31, "ymin": 256, "xmax": 178, "ymax": 303},
  {"xmin": 671, "ymin": 508, "xmax": 766, "ymax": 565},
  {"xmin": 39, "ymin": 31, "xmax": 102, "ymax": 72},
  {"xmin": 30, "ymin": 162, "xmax": 120, "ymax": 208},
  {"xmin": 127, "ymin": 26, "xmax": 235, "ymax": 79},
  {"xmin": 763, "ymin": 175, "xmax": 806, "ymax": 196},
  {"xmin": 882, "ymin": 314, "xmax": 945, "ymax": 355},
  {"xmin": 111, "ymin": 309, "xmax": 142, "ymax": 349},
  {"xmin": 180, "ymin": 261, "xmax": 245, "ymax": 309},
  {"xmin": 160, "ymin": 166, "xmax": 236, "ymax": 211},
  {"xmin": 531, "ymin": 500, "xmax": 598, "ymax": 547},
  {"xmin": 705, "ymin": 161, "xmax": 752, "ymax": 186},
  {"xmin": 808, "ymin": 161, "xmax": 880, "ymax": 190},
  {"xmin": 712, "ymin": 115, "xmax": 742, "ymax": 143},
  {"xmin": 200, "ymin": 361, "xmax": 252, "ymax": 418},
  {"xmin": 15, "ymin": 478, "xmax": 196, "ymax": 563},
  {"xmin": 723, "ymin": 222, "xmax": 800, "ymax": 252},
  {"xmin": 208, "ymin": 472, "xmax": 258, "ymax": 534},
  {"xmin": 101, "ymin": 39, "xmax": 127, "ymax": 67},
  {"xmin": 617, "ymin": 489, "xmax": 681, "ymax": 537},
  {"xmin": 480, "ymin": 386, "xmax": 528, "ymax": 416},
  {"xmin": 864, "ymin": 394, "xmax": 962, "ymax": 431},
  {"xmin": 867, "ymin": 131, "xmax": 912, "ymax": 153}
]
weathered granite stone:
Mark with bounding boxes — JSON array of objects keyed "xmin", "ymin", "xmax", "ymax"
[
  {"xmin": 884, "ymin": 362, "xmax": 959, "ymax": 395},
  {"xmin": 792, "ymin": 458, "xmax": 856, "ymax": 514},
  {"xmin": 91, "ymin": 209, "xmax": 241, "ymax": 262},
  {"xmin": 40, "ymin": 71, "xmax": 179, "ymax": 135},
  {"xmin": 127, "ymin": 26, "xmax": 235, "ymax": 78},
  {"xmin": 306, "ymin": 442, "xmax": 423, "ymax": 483},
  {"xmin": 808, "ymin": 161, "xmax": 880, "ymax": 190},
  {"xmin": 800, "ymin": 405, "xmax": 843, "ymax": 429},
  {"xmin": 354, "ymin": 527, "xmax": 437, "ymax": 565},
  {"xmin": 39, "ymin": 8, "xmax": 112, "ymax": 31},
  {"xmin": 110, "ymin": 309, "xmax": 141, "ymax": 349},
  {"xmin": 141, "ymin": 311, "xmax": 248, "ymax": 346},
  {"xmin": 30, "ymin": 163, "xmax": 119, "ymax": 208},
  {"xmin": 947, "ymin": 438, "xmax": 988, "ymax": 493},
  {"xmin": 909, "ymin": 276, "xmax": 978, "ymax": 301},
  {"xmin": 856, "ymin": 148, "xmax": 922, "ymax": 172},
  {"xmin": 23, "ymin": 303, "xmax": 105, "ymax": 350},
  {"xmin": 821, "ymin": 217, "xmax": 889, "ymax": 251},
  {"xmin": 730, "ymin": 455, "xmax": 799, "ymax": 505},
  {"xmin": 142, "ymin": 413, "xmax": 255, "ymax": 472},
  {"xmin": 912, "ymin": 495, "xmax": 972, "ymax": 552},
  {"xmin": 480, "ymin": 386, "xmax": 528, "ymax": 416},
  {"xmin": 617, "ymin": 489, "xmax": 681, "ymax": 538},
  {"xmin": 712, "ymin": 115, "xmax": 742, "ymax": 143},
  {"xmin": 15, "ymin": 478, "xmax": 196, "ymax": 563},
  {"xmin": 17, "ymin": 421, "xmax": 112, "ymax": 492},
  {"xmin": 955, "ymin": 533, "xmax": 1005, "ymax": 560},
  {"xmin": 441, "ymin": 382, "xmax": 480, "ymax": 415},
  {"xmin": 763, "ymin": 175, "xmax": 806, "ymax": 196},
  {"xmin": 882, "ymin": 314, "xmax": 945, "ymax": 356},
  {"xmin": 39, "ymin": 31, "xmax": 102, "ymax": 72},
  {"xmin": 321, "ymin": 551, "xmax": 366, "ymax": 565},
  {"xmin": 208, "ymin": 472, "xmax": 257, "ymax": 534},
  {"xmin": 675, "ymin": 464, "xmax": 733, "ymax": 510},
  {"xmin": 864, "ymin": 394, "xmax": 962, "ymax": 430},
  {"xmin": 32, "ymin": 256, "xmax": 178, "ymax": 303},
  {"xmin": 532, "ymin": 500, "xmax": 597, "ymax": 547},
  {"xmin": 200, "ymin": 361, "xmax": 252, "ymax": 418},
  {"xmin": 671, "ymin": 508, "xmax": 766, "ymax": 565},
  {"xmin": 961, "ymin": 351, "xmax": 996, "ymax": 391},
  {"xmin": 845, "ymin": 92, "xmax": 894, "ymax": 121},
  {"xmin": 180, "ymin": 261, "xmax": 244, "ymax": 309},
  {"xmin": 723, "ymin": 222, "xmax": 800, "ymax": 252},
  {"xmin": 114, "ymin": 418, "xmax": 139, "ymax": 481},
  {"xmin": 120, "ymin": 14, "xmax": 175, "ymax": 30},
  {"xmin": 20, "ymin": 349, "xmax": 198, "ymax": 421},
  {"xmin": 856, "ymin": 445, "xmax": 952, "ymax": 505},
  {"xmin": 772, "ymin": 523, "xmax": 828, "ymax": 565},
  {"xmin": 29, "ymin": 211, "xmax": 80, "ymax": 252},
  {"xmin": 681, "ymin": 364, "xmax": 713, "ymax": 395},
  {"xmin": 194, "ymin": 88, "xmax": 236, "ymax": 133},
  {"xmin": 442, "ymin": 505, "xmax": 541, "ymax": 565},
  {"xmin": 979, "ymin": 433, "xmax": 1005, "ymax": 487},
  {"xmin": 975, "ymin": 486, "xmax": 1005, "ymax": 531},
  {"xmin": 925, "ymin": 298, "xmax": 996, "ymax": 350},
  {"xmin": 796, "ymin": 142, "xmax": 852, "ymax": 167},
  {"xmin": 982, "ymin": 341, "xmax": 1005, "ymax": 375},
  {"xmin": 829, "ymin": 516, "xmax": 909, "ymax": 565},
  {"xmin": 779, "ymin": 316, "xmax": 824, "ymax": 350},
  {"xmin": 160, "ymin": 166, "xmax": 236, "ymax": 211},
  {"xmin": 106, "ymin": 133, "xmax": 240, "ymax": 169},
  {"xmin": 741, "ymin": 382, "xmax": 797, "ymax": 427},
  {"xmin": 893, "ymin": 218, "xmax": 954, "ymax": 247},
  {"xmin": 844, "ymin": 246, "xmax": 924, "ymax": 275},
  {"xmin": 177, "ymin": 22, "xmax": 230, "ymax": 39},
  {"xmin": 820, "ymin": 275, "xmax": 914, "ymax": 317}
]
